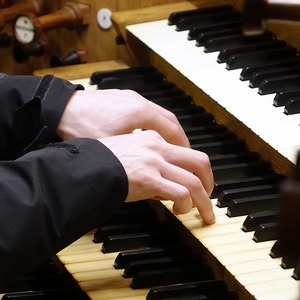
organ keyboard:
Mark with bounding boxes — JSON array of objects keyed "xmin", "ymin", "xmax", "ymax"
[{"xmin": 9, "ymin": 0, "xmax": 300, "ymax": 299}]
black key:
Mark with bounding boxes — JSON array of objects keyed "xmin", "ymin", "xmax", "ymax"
[
  {"xmin": 175, "ymin": 10, "xmax": 241, "ymax": 31},
  {"xmin": 292, "ymin": 260, "xmax": 300, "ymax": 280},
  {"xmin": 240, "ymin": 57, "xmax": 300, "ymax": 81},
  {"xmin": 270, "ymin": 240, "xmax": 283, "ymax": 258},
  {"xmin": 128, "ymin": 82, "xmax": 177, "ymax": 94},
  {"xmin": 188, "ymin": 132, "xmax": 237, "ymax": 145},
  {"xmin": 177, "ymin": 112, "xmax": 214, "ymax": 128},
  {"xmin": 250, "ymin": 65, "xmax": 300, "ymax": 88},
  {"xmin": 219, "ymin": 185, "xmax": 278, "ymax": 208},
  {"xmin": 102, "ymin": 229, "xmax": 178, "ymax": 253},
  {"xmin": 242, "ymin": 210, "xmax": 280, "ymax": 232},
  {"xmin": 259, "ymin": 74, "xmax": 300, "ymax": 95},
  {"xmin": 146, "ymin": 92, "xmax": 190, "ymax": 102},
  {"xmin": 284, "ymin": 97, "xmax": 300, "ymax": 115},
  {"xmin": 150, "ymin": 95, "xmax": 194, "ymax": 110},
  {"xmin": 97, "ymin": 72, "xmax": 166, "ymax": 89},
  {"xmin": 210, "ymin": 152, "xmax": 260, "ymax": 167},
  {"xmin": 273, "ymin": 89, "xmax": 300, "ymax": 107},
  {"xmin": 123, "ymin": 255, "xmax": 203, "ymax": 278},
  {"xmin": 193, "ymin": 139, "xmax": 246, "ymax": 156},
  {"xmin": 148, "ymin": 292, "xmax": 238, "ymax": 300},
  {"xmin": 146, "ymin": 280, "xmax": 229, "ymax": 300},
  {"xmin": 131, "ymin": 265, "xmax": 214, "ymax": 289},
  {"xmin": 114, "ymin": 245, "xmax": 192, "ymax": 269},
  {"xmin": 171, "ymin": 105, "xmax": 205, "ymax": 116},
  {"xmin": 94, "ymin": 221, "xmax": 169, "ymax": 243},
  {"xmin": 147, "ymin": 91, "xmax": 191, "ymax": 103},
  {"xmin": 196, "ymin": 28, "xmax": 242, "ymax": 48},
  {"xmin": 212, "ymin": 161, "xmax": 273, "ymax": 181},
  {"xmin": 212, "ymin": 174, "xmax": 284, "ymax": 198},
  {"xmin": 90, "ymin": 66, "xmax": 157, "ymax": 85},
  {"xmin": 281, "ymin": 256, "xmax": 300, "ymax": 269},
  {"xmin": 227, "ymin": 46, "xmax": 298, "ymax": 70},
  {"xmin": 218, "ymin": 40, "xmax": 285, "ymax": 63},
  {"xmin": 204, "ymin": 31, "xmax": 274, "ymax": 53},
  {"xmin": 188, "ymin": 20, "xmax": 242, "ymax": 40},
  {"xmin": 2, "ymin": 288, "xmax": 84, "ymax": 299},
  {"xmin": 142, "ymin": 88, "xmax": 185, "ymax": 100},
  {"xmin": 184, "ymin": 124, "xmax": 227, "ymax": 137},
  {"xmin": 168, "ymin": 5, "xmax": 234, "ymax": 26},
  {"xmin": 253, "ymin": 222, "xmax": 280, "ymax": 242},
  {"xmin": 227, "ymin": 194, "xmax": 280, "ymax": 217}
]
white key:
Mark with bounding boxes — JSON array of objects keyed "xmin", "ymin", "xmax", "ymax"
[{"xmin": 127, "ymin": 20, "xmax": 300, "ymax": 164}]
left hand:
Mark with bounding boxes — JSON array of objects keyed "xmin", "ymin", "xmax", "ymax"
[{"xmin": 57, "ymin": 89, "xmax": 190, "ymax": 148}]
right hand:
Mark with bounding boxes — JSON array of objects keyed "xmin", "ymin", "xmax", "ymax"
[{"xmin": 99, "ymin": 130, "xmax": 215, "ymax": 225}]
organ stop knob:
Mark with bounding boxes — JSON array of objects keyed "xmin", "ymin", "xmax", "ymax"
[
  {"xmin": 0, "ymin": 0, "xmax": 45, "ymax": 31},
  {"xmin": 13, "ymin": 1, "xmax": 90, "ymax": 45}
]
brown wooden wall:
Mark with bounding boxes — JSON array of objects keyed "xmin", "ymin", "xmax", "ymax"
[
  {"xmin": 0, "ymin": 0, "xmax": 185, "ymax": 75},
  {"xmin": 2, "ymin": 0, "xmax": 300, "ymax": 76}
]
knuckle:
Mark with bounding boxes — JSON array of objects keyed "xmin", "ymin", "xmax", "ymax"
[
  {"xmin": 165, "ymin": 110, "xmax": 178, "ymax": 123},
  {"xmin": 200, "ymin": 152, "xmax": 211, "ymax": 166},
  {"xmin": 187, "ymin": 175, "xmax": 202, "ymax": 192},
  {"xmin": 175, "ymin": 186, "xmax": 190, "ymax": 201},
  {"xmin": 202, "ymin": 152, "xmax": 210, "ymax": 167}
]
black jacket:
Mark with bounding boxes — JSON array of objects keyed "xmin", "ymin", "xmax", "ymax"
[{"xmin": 0, "ymin": 74, "xmax": 128, "ymax": 288}]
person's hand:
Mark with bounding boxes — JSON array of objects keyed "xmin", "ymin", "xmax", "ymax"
[
  {"xmin": 99, "ymin": 130, "xmax": 215, "ymax": 225},
  {"xmin": 58, "ymin": 89, "xmax": 189, "ymax": 147}
]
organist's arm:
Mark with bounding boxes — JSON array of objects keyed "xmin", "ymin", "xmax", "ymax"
[
  {"xmin": 58, "ymin": 88, "xmax": 214, "ymax": 221},
  {"xmin": 0, "ymin": 74, "xmax": 214, "ymax": 289}
]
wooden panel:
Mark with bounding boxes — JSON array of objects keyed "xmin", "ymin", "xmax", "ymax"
[
  {"xmin": 33, "ymin": 60, "xmax": 129, "ymax": 80},
  {"xmin": 5, "ymin": 0, "xmax": 300, "ymax": 76},
  {"xmin": 112, "ymin": 0, "xmax": 226, "ymax": 65},
  {"xmin": 0, "ymin": 0, "xmax": 184, "ymax": 75}
]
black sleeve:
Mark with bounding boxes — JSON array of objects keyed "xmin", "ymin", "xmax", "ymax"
[
  {"xmin": 0, "ymin": 138, "xmax": 128, "ymax": 289},
  {"xmin": 0, "ymin": 74, "xmax": 129, "ymax": 289},
  {"xmin": 0, "ymin": 73, "xmax": 83, "ymax": 159}
]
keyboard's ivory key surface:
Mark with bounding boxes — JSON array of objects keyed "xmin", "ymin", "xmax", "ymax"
[
  {"xmin": 126, "ymin": 20, "xmax": 300, "ymax": 165},
  {"xmin": 255, "ymin": 287, "xmax": 300, "ymax": 300},
  {"xmin": 57, "ymin": 233, "xmax": 151, "ymax": 299},
  {"xmin": 59, "ymin": 251, "xmax": 114, "ymax": 265},
  {"xmin": 64, "ymin": 259, "xmax": 114, "ymax": 273},
  {"xmin": 236, "ymin": 268, "xmax": 295, "ymax": 286},
  {"xmin": 87, "ymin": 287, "xmax": 148, "ymax": 300},
  {"xmin": 247, "ymin": 278, "xmax": 300, "ymax": 297},
  {"xmin": 161, "ymin": 199, "xmax": 298, "ymax": 298}
]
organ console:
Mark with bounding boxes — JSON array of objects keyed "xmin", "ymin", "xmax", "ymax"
[
  {"xmin": 12, "ymin": 2, "xmax": 90, "ymax": 45},
  {"xmin": 2, "ymin": 0, "xmax": 300, "ymax": 299}
]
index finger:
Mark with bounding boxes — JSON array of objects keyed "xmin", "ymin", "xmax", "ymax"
[
  {"xmin": 163, "ymin": 144, "xmax": 214, "ymax": 196},
  {"xmin": 143, "ymin": 100, "xmax": 190, "ymax": 148}
]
